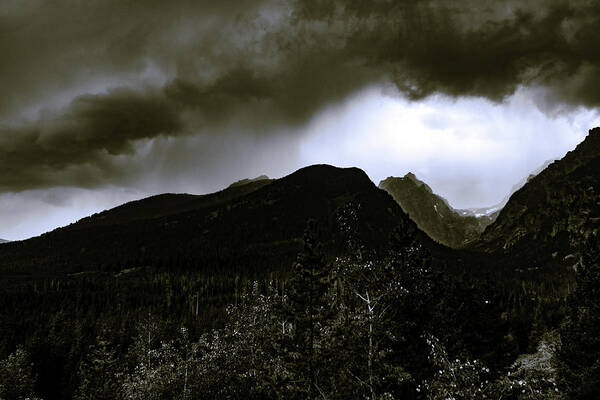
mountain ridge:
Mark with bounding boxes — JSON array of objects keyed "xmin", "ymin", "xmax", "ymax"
[
  {"xmin": 379, "ymin": 173, "xmax": 492, "ymax": 248},
  {"xmin": 458, "ymin": 158, "xmax": 556, "ymax": 220},
  {"xmin": 474, "ymin": 127, "xmax": 600, "ymax": 270},
  {"xmin": 0, "ymin": 164, "xmax": 422, "ymax": 276},
  {"xmin": 66, "ymin": 178, "xmax": 273, "ymax": 231},
  {"xmin": 227, "ymin": 175, "xmax": 270, "ymax": 188}
]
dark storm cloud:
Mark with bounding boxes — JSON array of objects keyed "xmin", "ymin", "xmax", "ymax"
[
  {"xmin": 0, "ymin": 88, "xmax": 181, "ymax": 191},
  {"xmin": 1, "ymin": 0, "xmax": 600, "ymax": 191},
  {"xmin": 0, "ymin": 0, "xmax": 265, "ymax": 116},
  {"xmin": 293, "ymin": 0, "xmax": 600, "ymax": 105}
]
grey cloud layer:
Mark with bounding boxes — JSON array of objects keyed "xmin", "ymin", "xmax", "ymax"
[{"xmin": 1, "ymin": 0, "xmax": 600, "ymax": 191}]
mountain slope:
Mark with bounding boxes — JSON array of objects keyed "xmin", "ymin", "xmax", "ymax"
[
  {"xmin": 474, "ymin": 127, "xmax": 600, "ymax": 269},
  {"xmin": 69, "ymin": 178, "xmax": 273, "ymax": 230},
  {"xmin": 0, "ymin": 165, "xmax": 417, "ymax": 276},
  {"xmin": 379, "ymin": 173, "xmax": 491, "ymax": 248}
]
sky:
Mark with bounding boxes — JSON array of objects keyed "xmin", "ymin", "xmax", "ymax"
[{"xmin": 1, "ymin": 0, "xmax": 600, "ymax": 240}]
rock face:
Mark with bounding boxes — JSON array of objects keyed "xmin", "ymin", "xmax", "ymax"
[
  {"xmin": 379, "ymin": 173, "xmax": 491, "ymax": 248},
  {"xmin": 475, "ymin": 127, "xmax": 600, "ymax": 268}
]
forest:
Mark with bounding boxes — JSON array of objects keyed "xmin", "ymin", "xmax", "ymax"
[{"xmin": 1, "ymin": 216, "xmax": 598, "ymax": 399}]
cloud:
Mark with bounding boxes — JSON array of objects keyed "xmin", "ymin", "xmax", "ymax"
[
  {"xmin": 292, "ymin": 0, "xmax": 600, "ymax": 107},
  {"xmin": 1, "ymin": 0, "xmax": 600, "ymax": 192},
  {"xmin": 0, "ymin": 87, "xmax": 181, "ymax": 191},
  {"xmin": 298, "ymin": 86, "xmax": 599, "ymax": 208}
]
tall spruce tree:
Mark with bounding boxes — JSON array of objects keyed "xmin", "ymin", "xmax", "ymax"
[
  {"xmin": 281, "ymin": 220, "xmax": 335, "ymax": 399},
  {"xmin": 75, "ymin": 334, "xmax": 123, "ymax": 400}
]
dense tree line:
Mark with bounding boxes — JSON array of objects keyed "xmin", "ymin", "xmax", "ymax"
[{"xmin": 3, "ymin": 221, "xmax": 593, "ymax": 399}]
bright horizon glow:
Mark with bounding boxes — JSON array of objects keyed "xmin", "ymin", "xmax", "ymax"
[
  {"xmin": 299, "ymin": 86, "xmax": 600, "ymax": 208},
  {"xmin": 1, "ymin": 86, "xmax": 599, "ymax": 241}
]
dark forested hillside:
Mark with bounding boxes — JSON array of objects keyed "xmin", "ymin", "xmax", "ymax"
[
  {"xmin": 379, "ymin": 173, "xmax": 491, "ymax": 248},
  {"xmin": 474, "ymin": 127, "xmax": 600, "ymax": 272}
]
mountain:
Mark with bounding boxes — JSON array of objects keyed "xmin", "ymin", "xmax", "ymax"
[
  {"xmin": 380, "ymin": 156, "xmax": 560, "ymax": 249},
  {"xmin": 474, "ymin": 127, "xmax": 600, "ymax": 270},
  {"xmin": 379, "ymin": 173, "xmax": 491, "ymax": 248},
  {"xmin": 0, "ymin": 165, "xmax": 418, "ymax": 276},
  {"xmin": 0, "ymin": 239, "xmax": 8, "ymax": 244}
]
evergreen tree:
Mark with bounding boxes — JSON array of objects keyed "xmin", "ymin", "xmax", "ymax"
[
  {"xmin": 280, "ymin": 220, "xmax": 335, "ymax": 399},
  {"xmin": 74, "ymin": 334, "xmax": 123, "ymax": 400},
  {"xmin": 386, "ymin": 225, "xmax": 437, "ymax": 389},
  {"xmin": 558, "ymin": 235, "xmax": 600, "ymax": 399}
]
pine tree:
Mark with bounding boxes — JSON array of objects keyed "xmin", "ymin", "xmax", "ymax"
[
  {"xmin": 75, "ymin": 334, "xmax": 123, "ymax": 400},
  {"xmin": 280, "ymin": 220, "xmax": 335, "ymax": 399},
  {"xmin": 388, "ymin": 225, "xmax": 436, "ymax": 372}
]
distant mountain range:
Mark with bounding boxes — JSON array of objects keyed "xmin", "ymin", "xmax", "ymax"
[
  {"xmin": 2, "ymin": 124, "xmax": 593, "ymax": 274},
  {"xmin": 0, "ymin": 239, "xmax": 8, "ymax": 244},
  {"xmin": 1, "ymin": 135, "xmax": 590, "ymax": 273},
  {"xmin": 474, "ymin": 127, "xmax": 600, "ymax": 270}
]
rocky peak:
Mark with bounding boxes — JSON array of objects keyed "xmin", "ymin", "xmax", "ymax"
[{"xmin": 379, "ymin": 173, "xmax": 491, "ymax": 248}]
